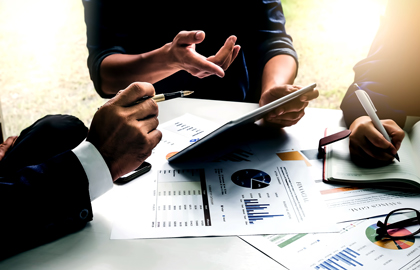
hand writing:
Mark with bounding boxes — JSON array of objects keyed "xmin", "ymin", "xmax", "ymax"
[{"xmin": 349, "ymin": 116, "xmax": 405, "ymax": 165}]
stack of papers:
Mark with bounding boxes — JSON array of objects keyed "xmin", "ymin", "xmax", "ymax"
[{"xmin": 111, "ymin": 114, "xmax": 420, "ymax": 270}]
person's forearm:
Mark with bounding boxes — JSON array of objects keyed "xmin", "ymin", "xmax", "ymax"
[
  {"xmin": 100, "ymin": 43, "xmax": 179, "ymax": 95},
  {"xmin": 261, "ymin": 54, "xmax": 297, "ymax": 95}
]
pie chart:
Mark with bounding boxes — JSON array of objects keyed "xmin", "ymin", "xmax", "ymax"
[
  {"xmin": 231, "ymin": 169, "xmax": 271, "ymax": 189},
  {"xmin": 365, "ymin": 223, "xmax": 415, "ymax": 250}
]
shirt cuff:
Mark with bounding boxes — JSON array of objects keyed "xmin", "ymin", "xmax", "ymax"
[{"xmin": 72, "ymin": 140, "xmax": 113, "ymax": 201}]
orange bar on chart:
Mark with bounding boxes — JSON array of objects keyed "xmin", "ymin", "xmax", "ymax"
[
  {"xmin": 276, "ymin": 151, "xmax": 311, "ymax": 167},
  {"xmin": 320, "ymin": 186, "xmax": 362, "ymax": 195}
]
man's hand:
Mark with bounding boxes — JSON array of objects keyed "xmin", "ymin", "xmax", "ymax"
[
  {"xmin": 259, "ymin": 84, "xmax": 319, "ymax": 127},
  {"xmin": 87, "ymin": 82, "xmax": 162, "ymax": 181},
  {"xmin": 348, "ymin": 116, "xmax": 405, "ymax": 165},
  {"xmin": 167, "ymin": 31, "xmax": 240, "ymax": 79},
  {"xmin": 0, "ymin": 136, "xmax": 18, "ymax": 161},
  {"xmin": 206, "ymin": 35, "xmax": 240, "ymax": 75}
]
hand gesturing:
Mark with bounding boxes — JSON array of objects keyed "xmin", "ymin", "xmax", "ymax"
[{"xmin": 168, "ymin": 30, "xmax": 240, "ymax": 79}]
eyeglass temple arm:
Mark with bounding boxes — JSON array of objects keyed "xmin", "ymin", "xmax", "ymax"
[{"xmin": 377, "ymin": 217, "xmax": 418, "ymax": 232}]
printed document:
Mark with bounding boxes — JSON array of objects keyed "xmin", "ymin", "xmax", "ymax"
[
  {"xmin": 241, "ymin": 217, "xmax": 420, "ymax": 270},
  {"xmin": 111, "ymin": 114, "xmax": 337, "ymax": 239}
]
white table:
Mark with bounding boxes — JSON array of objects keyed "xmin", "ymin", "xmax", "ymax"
[{"xmin": 0, "ymin": 99, "xmax": 344, "ymax": 270}]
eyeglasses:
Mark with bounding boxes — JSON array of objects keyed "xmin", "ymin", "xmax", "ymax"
[{"xmin": 375, "ymin": 208, "xmax": 420, "ymax": 240}]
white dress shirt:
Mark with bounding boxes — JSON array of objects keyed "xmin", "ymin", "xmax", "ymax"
[{"xmin": 72, "ymin": 140, "xmax": 113, "ymax": 201}]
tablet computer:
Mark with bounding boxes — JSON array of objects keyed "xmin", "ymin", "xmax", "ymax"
[{"xmin": 168, "ymin": 83, "xmax": 317, "ymax": 163}]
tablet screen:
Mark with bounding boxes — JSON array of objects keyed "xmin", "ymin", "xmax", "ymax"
[{"xmin": 168, "ymin": 83, "xmax": 317, "ymax": 163}]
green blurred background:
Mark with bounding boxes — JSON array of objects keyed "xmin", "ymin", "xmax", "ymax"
[{"xmin": 0, "ymin": 0, "xmax": 387, "ymax": 138}]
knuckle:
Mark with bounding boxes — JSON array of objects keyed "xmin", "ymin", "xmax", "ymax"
[
  {"xmin": 382, "ymin": 119, "xmax": 394, "ymax": 125},
  {"xmin": 151, "ymin": 117, "xmax": 159, "ymax": 129},
  {"xmin": 212, "ymin": 58, "xmax": 223, "ymax": 66},
  {"xmin": 175, "ymin": 31, "xmax": 186, "ymax": 40},
  {"xmin": 358, "ymin": 121, "xmax": 370, "ymax": 132},
  {"xmin": 299, "ymin": 110, "xmax": 305, "ymax": 118},
  {"xmin": 190, "ymin": 70, "xmax": 200, "ymax": 76},
  {"xmin": 131, "ymin": 82, "xmax": 147, "ymax": 94},
  {"xmin": 371, "ymin": 136, "xmax": 386, "ymax": 147},
  {"xmin": 157, "ymin": 130, "xmax": 163, "ymax": 141}
]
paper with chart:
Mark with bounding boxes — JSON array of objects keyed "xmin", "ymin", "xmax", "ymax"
[
  {"xmin": 241, "ymin": 217, "xmax": 420, "ymax": 270},
  {"xmin": 147, "ymin": 113, "xmax": 221, "ymax": 165},
  {"xmin": 243, "ymin": 130, "xmax": 420, "ymax": 223},
  {"xmin": 272, "ymin": 149, "xmax": 420, "ymax": 223},
  {"xmin": 111, "ymin": 156, "xmax": 337, "ymax": 239},
  {"xmin": 111, "ymin": 113, "xmax": 341, "ymax": 239}
]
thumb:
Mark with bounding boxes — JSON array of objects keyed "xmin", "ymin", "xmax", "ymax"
[{"xmin": 176, "ymin": 30, "xmax": 205, "ymax": 45}]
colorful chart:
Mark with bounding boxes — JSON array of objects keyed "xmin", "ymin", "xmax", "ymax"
[
  {"xmin": 365, "ymin": 223, "xmax": 415, "ymax": 250},
  {"xmin": 276, "ymin": 151, "xmax": 312, "ymax": 167},
  {"xmin": 231, "ymin": 169, "xmax": 271, "ymax": 189}
]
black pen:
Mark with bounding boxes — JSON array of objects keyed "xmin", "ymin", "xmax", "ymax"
[{"xmin": 138, "ymin": 90, "xmax": 194, "ymax": 103}]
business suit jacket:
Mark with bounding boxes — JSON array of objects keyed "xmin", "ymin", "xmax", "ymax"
[{"xmin": 0, "ymin": 150, "xmax": 92, "ymax": 259}]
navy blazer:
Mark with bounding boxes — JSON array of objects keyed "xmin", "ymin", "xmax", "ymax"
[{"xmin": 0, "ymin": 150, "xmax": 92, "ymax": 259}]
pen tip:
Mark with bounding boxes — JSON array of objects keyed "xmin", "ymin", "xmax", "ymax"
[
  {"xmin": 354, "ymin": 83, "xmax": 361, "ymax": 90},
  {"xmin": 183, "ymin": 90, "xmax": 194, "ymax": 96}
]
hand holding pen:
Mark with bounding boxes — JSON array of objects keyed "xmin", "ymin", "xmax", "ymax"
[{"xmin": 348, "ymin": 84, "xmax": 405, "ymax": 165}]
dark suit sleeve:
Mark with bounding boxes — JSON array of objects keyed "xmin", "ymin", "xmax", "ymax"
[{"xmin": 0, "ymin": 150, "xmax": 92, "ymax": 259}]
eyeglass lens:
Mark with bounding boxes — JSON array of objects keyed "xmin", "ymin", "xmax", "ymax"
[{"xmin": 386, "ymin": 209, "xmax": 420, "ymax": 237}]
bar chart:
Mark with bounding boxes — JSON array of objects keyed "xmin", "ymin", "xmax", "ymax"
[
  {"xmin": 243, "ymin": 199, "xmax": 283, "ymax": 224},
  {"xmin": 315, "ymin": 247, "xmax": 363, "ymax": 269}
]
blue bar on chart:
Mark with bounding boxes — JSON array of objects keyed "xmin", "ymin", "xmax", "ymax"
[
  {"xmin": 244, "ymin": 199, "xmax": 283, "ymax": 224},
  {"xmin": 314, "ymin": 247, "xmax": 363, "ymax": 270}
]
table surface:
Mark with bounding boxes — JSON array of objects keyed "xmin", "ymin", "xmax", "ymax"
[{"xmin": 0, "ymin": 98, "xmax": 345, "ymax": 270}]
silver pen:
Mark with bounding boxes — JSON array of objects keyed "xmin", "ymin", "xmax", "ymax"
[{"xmin": 354, "ymin": 83, "xmax": 400, "ymax": 162}]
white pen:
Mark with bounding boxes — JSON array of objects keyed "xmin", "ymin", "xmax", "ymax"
[{"xmin": 354, "ymin": 83, "xmax": 400, "ymax": 162}]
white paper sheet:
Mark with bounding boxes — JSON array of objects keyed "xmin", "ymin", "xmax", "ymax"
[
  {"xmin": 245, "ymin": 133, "xmax": 420, "ymax": 223},
  {"xmin": 111, "ymin": 160, "xmax": 337, "ymax": 239},
  {"xmin": 111, "ymin": 114, "xmax": 337, "ymax": 239},
  {"xmin": 241, "ymin": 217, "xmax": 420, "ymax": 270}
]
